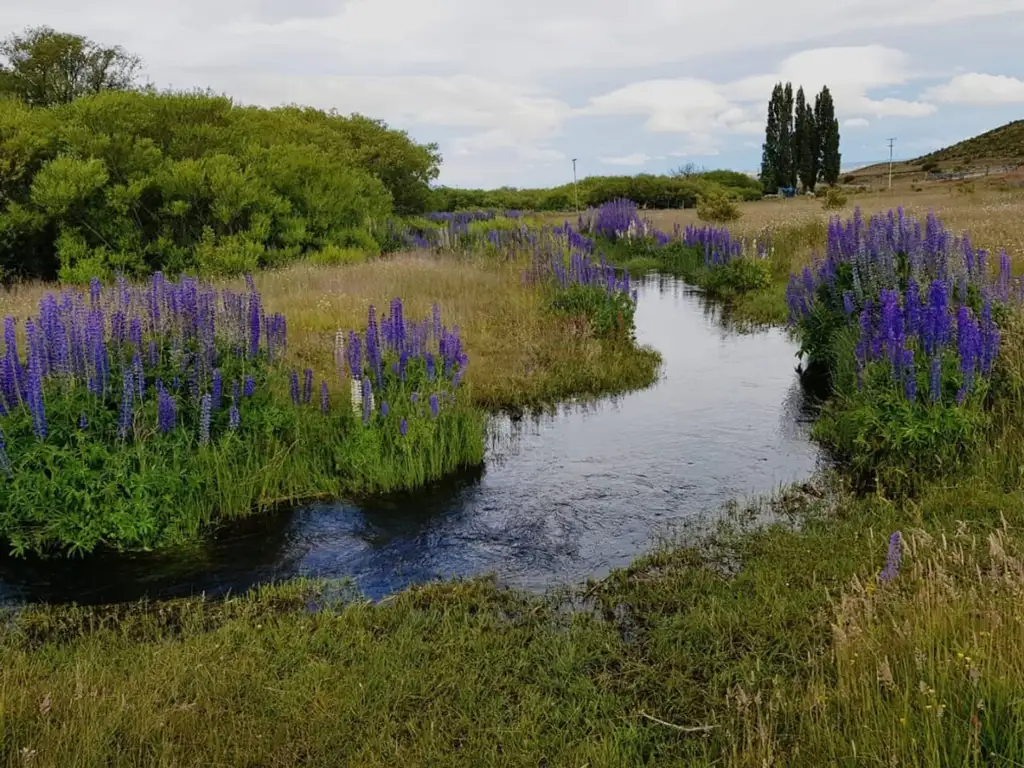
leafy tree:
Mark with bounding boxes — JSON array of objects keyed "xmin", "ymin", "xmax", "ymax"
[
  {"xmin": 794, "ymin": 87, "xmax": 818, "ymax": 192},
  {"xmin": 0, "ymin": 26, "xmax": 142, "ymax": 106},
  {"xmin": 816, "ymin": 86, "xmax": 841, "ymax": 185},
  {"xmin": 778, "ymin": 82, "xmax": 796, "ymax": 190},
  {"xmin": 760, "ymin": 83, "xmax": 783, "ymax": 194}
]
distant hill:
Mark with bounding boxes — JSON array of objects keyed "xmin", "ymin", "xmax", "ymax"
[
  {"xmin": 916, "ymin": 120, "xmax": 1024, "ymax": 166},
  {"xmin": 845, "ymin": 120, "xmax": 1024, "ymax": 185}
]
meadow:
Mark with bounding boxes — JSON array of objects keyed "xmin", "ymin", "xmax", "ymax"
[{"xmin": 3, "ymin": 177, "xmax": 1024, "ymax": 765}]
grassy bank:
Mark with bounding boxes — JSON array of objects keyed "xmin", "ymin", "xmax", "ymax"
[
  {"xmin": 0, "ymin": 251, "xmax": 660, "ymax": 554},
  {"xmin": 2, "ymin": 475, "xmax": 1022, "ymax": 766}
]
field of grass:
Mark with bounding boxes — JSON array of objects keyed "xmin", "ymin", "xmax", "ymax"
[{"xmin": 5, "ymin": 188, "xmax": 1024, "ymax": 765}]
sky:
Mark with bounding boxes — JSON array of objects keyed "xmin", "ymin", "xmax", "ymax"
[{"xmin": 3, "ymin": 1, "xmax": 1024, "ymax": 189}]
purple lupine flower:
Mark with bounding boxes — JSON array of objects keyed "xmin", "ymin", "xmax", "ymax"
[
  {"xmin": 842, "ymin": 291, "xmax": 855, "ymax": 316},
  {"xmin": 381, "ymin": 401, "xmax": 390, "ymax": 418},
  {"xmin": 429, "ymin": 393, "xmax": 440, "ymax": 418},
  {"xmin": 199, "ymin": 393, "xmax": 212, "ymax": 445},
  {"xmin": 957, "ymin": 305, "xmax": 979, "ymax": 396},
  {"xmin": 118, "ymin": 367, "xmax": 134, "ymax": 440},
  {"xmin": 248, "ymin": 291, "xmax": 262, "ymax": 358},
  {"xmin": 903, "ymin": 349, "xmax": 916, "ymax": 402},
  {"xmin": 303, "ymin": 368, "xmax": 313, "ymax": 405},
  {"xmin": 878, "ymin": 531, "xmax": 902, "ymax": 583},
  {"xmin": 399, "ymin": 418, "xmax": 408, "ymax": 436},
  {"xmin": 410, "ymin": 392, "xmax": 419, "ymax": 404},
  {"xmin": 365, "ymin": 306, "xmax": 382, "ymax": 385},
  {"xmin": 425, "ymin": 353, "xmax": 436, "ymax": 382},
  {"xmin": 290, "ymin": 371, "xmax": 300, "ymax": 405},
  {"xmin": 929, "ymin": 356, "xmax": 942, "ymax": 403},
  {"xmin": 243, "ymin": 375, "xmax": 255, "ymax": 398},
  {"xmin": 158, "ymin": 384, "xmax": 176, "ymax": 434},
  {"xmin": 361, "ymin": 376, "xmax": 372, "ymax": 425},
  {"xmin": 133, "ymin": 353, "xmax": 145, "ymax": 402},
  {"xmin": 232, "ymin": 379, "xmax": 241, "ymax": 403},
  {"xmin": 229, "ymin": 404, "xmax": 241, "ymax": 431},
  {"xmin": 211, "ymin": 369, "xmax": 223, "ymax": 410},
  {"xmin": 78, "ymin": 413, "xmax": 88, "ymax": 430},
  {"xmin": 320, "ymin": 380, "xmax": 329, "ymax": 414},
  {"xmin": 346, "ymin": 331, "xmax": 362, "ymax": 380}
]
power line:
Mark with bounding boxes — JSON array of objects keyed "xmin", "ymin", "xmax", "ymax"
[{"xmin": 886, "ymin": 137, "xmax": 897, "ymax": 190}]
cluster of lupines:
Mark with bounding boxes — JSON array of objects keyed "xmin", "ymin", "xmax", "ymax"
[
  {"xmin": 0, "ymin": 273, "xmax": 286, "ymax": 448},
  {"xmin": 786, "ymin": 208, "xmax": 1012, "ymax": 406},
  {"xmin": 583, "ymin": 198, "xmax": 646, "ymax": 241},
  {"xmin": 681, "ymin": 224, "xmax": 746, "ymax": 266},
  {"xmin": 523, "ymin": 225, "xmax": 636, "ymax": 302},
  {"xmin": 292, "ymin": 298, "xmax": 469, "ymax": 429}
]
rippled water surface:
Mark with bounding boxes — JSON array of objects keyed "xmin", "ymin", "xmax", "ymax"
[{"xmin": 0, "ymin": 275, "xmax": 824, "ymax": 605}]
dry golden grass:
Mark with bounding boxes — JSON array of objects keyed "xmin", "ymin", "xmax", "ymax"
[
  {"xmin": 0, "ymin": 252, "xmax": 660, "ymax": 412},
  {"xmin": 642, "ymin": 185, "xmax": 1024, "ymax": 258}
]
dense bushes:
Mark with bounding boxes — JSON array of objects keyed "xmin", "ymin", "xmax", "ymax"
[
  {"xmin": 430, "ymin": 171, "xmax": 763, "ymax": 213},
  {"xmin": 0, "ymin": 91, "xmax": 440, "ymax": 280}
]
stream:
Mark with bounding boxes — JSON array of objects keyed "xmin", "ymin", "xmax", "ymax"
[{"xmin": 0, "ymin": 274, "xmax": 824, "ymax": 605}]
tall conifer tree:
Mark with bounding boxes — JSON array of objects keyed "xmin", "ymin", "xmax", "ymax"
[
  {"xmin": 777, "ymin": 82, "xmax": 796, "ymax": 189},
  {"xmin": 816, "ymin": 86, "xmax": 841, "ymax": 185},
  {"xmin": 760, "ymin": 83, "xmax": 783, "ymax": 194}
]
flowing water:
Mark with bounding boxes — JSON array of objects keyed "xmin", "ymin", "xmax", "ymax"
[{"xmin": 0, "ymin": 275, "xmax": 824, "ymax": 605}]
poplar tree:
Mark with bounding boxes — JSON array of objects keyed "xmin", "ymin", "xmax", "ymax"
[
  {"xmin": 777, "ymin": 82, "xmax": 796, "ymax": 190},
  {"xmin": 794, "ymin": 86, "xmax": 817, "ymax": 192},
  {"xmin": 816, "ymin": 86, "xmax": 841, "ymax": 185},
  {"xmin": 760, "ymin": 84, "xmax": 783, "ymax": 194}
]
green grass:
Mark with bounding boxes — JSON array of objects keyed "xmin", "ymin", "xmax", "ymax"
[
  {"xmin": 0, "ymin": 368, "xmax": 486, "ymax": 556},
  {"xmin": 4, "ymin": 474, "xmax": 1024, "ymax": 766}
]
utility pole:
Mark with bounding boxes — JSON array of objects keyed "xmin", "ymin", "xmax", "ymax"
[
  {"xmin": 886, "ymin": 137, "xmax": 897, "ymax": 190},
  {"xmin": 572, "ymin": 158, "xmax": 580, "ymax": 214}
]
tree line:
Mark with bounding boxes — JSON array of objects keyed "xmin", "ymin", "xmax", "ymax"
[
  {"xmin": 0, "ymin": 27, "xmax": 440, "ymax": 281},
  {"xmin": 432, "ymin": 170, "xmax": 764, "ymax": 213},
  {"xmin": 760, "ymin": 83, "xmax": 841, "ymax": 194}
]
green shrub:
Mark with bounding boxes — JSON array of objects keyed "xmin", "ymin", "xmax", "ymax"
[
  {"xmin": 550, "ymin": 284, "xmax": 636, "ymax": 340},
  {"xmin": 821, "ymin": 187, "xmax": 848, "ymax": 210},
  {"xmin": 0, "ymin": 90, "xmax": 439, "ymax": 279},
  {"xmin": 702, "ymin": 258, "xmax": 772, "ymax": 296},
  {"xmin": 696, "ymin": 192, "xmax": 742, "ymax": 223},
  {"xmin": 813, "ymin": 383, "xmax": 987, "ymax": 495}
]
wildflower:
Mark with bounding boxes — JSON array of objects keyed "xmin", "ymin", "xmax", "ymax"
[
  {"xmin": 243, "ymin": 375, "xmax": 255, "ymax": 398},
  {"xmin": 78, "ymin": 413, "xmax": 88, "ymax": 430},
  {"xmin": 211, "ymin": 369, "xmax": 223, "ymax": 410},
  {"xmin": 381, "ymin": 400, "xmax": 390, "ymax": 418},
  {"xmin": 158, "ymin": 385, "xmax": 176, "ymax": 434},
  {"xmin": 199, "ymin": 393, "xmax": 212, "ymax": 445},
  {"xmin": 290, "ymin": 371, "xmax": 300, "ymax": 405},
  {"xmin": 320, "ymin": 380, "xmax": 329, "ymax": 414},
  {"xmin": 878, "ymin": 531, "xmax": 902, "ymax": 583},
  {"xmin": 429, "ymin": 393, "xmax": 440, "ymax": 418},
  {"xmin": 303, "ymin": 368, "xmax": 313, "ymax": 405},
  {"xmin": 229, "ymin": 404, "xmax": 241, "ymax": 431},
  {"xmin": 400, "ymin": 417, "xmax": 408, "ymax": 436},
  {"xmin": 361, "ymin": 376, "xmax": 372, "ymax": 425},
  {"xmin": 118, "ymin": 368, "xmax": 134, "ymax": 440}
]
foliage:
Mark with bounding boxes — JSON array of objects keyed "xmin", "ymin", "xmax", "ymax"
[
  {"xmin": 0, "ymin": 26, "xmax": 142, "ymax": 107},
  {"xmin": 794, "ymin": 86, "xmax": 818, "ymax": 192},
  {"xmin": 816, "ymin": 86, "xmax": 842, "ymax": 186},
  {"xmin": 787, "ymin": 207, "xmax": 1012, "ymax": 494},
  {"xmin": 0, "ymin": 275, "xmax": 480, "ymax": 555},
  {"xmin": 551, "ymin": 283, "xmax": 636, "ymax": 340},
  {"xmin": 820, "ymin": 186, "xmax": 848, "ymax": 210},
  {"xmin": 696, "ymin": 191, "xmax": 742, "ymax": 223},
  {"xmin": 0, "ymin": 90, "xmax": 440, "ymax": 280},
  {"xmin": 429, "ymin": 172, "xmax": 762, "ymax": 213}
]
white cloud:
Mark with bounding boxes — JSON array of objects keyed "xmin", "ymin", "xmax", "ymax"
[
  {"xmin": 582, "ymin": 45, "xmax": 935, "ymax": 153},
  {"xmin": 846, "ymin": 117, "xmax": 870, "ymax": 128},
  {"xmin": 599, "ymin": 153, "xmax": 650, "ymax": 166},
  {"xmin": 923, "ymin": 73, "xmax": 1024, "ymax": 105}
]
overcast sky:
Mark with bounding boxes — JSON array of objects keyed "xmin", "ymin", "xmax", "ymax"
[{"xmin": 3, "ymin": 1, "xmax": 1024, "ymax": 188}]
